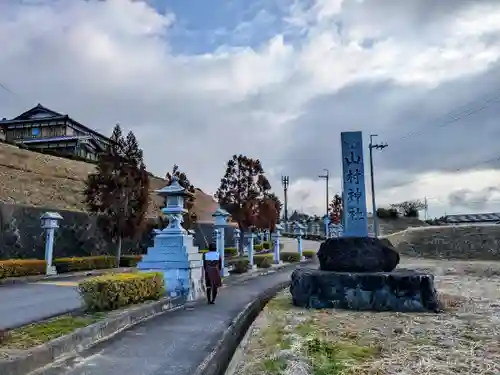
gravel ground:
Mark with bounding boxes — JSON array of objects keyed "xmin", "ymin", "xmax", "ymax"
[{"xmin": 232, "ymin": 257, "xmax": 500, "ymax": 375}]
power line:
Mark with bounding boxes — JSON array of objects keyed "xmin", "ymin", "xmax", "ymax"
[
  {"xmin": 384, "ymin": 154, "xmax": 500, "ymax": 191},
  {"xmin": 399, "ymin": 95, "xmax": 500, "ymax": 142}
]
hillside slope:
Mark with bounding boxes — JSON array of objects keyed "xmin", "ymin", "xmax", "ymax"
[{"xmin": 0, "ymin": 142, "xmax": 217, "ymax": 221}]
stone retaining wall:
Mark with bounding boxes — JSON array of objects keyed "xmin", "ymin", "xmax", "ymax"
[
  {"xmin": 385, "ymin": 224, "xmax": 500, "ymax": 260},
  {"xmin": 0, "ymin": 202, "xmax": 236, "ymax": 260}
]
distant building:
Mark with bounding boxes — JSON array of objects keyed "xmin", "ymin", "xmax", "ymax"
[
  {"xmin": 0, "ymin": 104, "xmax": 110, "ymax": 161},
  {"xmin": 443, "ymin": 213, "xmax": 500, "ymax": 225}
]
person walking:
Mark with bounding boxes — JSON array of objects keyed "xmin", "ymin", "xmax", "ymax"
[{"xmin": 203, "ymin": 243, "xmax": 222, "ymax": 304}]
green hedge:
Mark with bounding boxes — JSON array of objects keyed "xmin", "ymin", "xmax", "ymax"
[
  {"xmin": 199, "ymin": 247, "xmax": 238, "ymax": 257},
  {"xmin": 302, "ymin": 250, "xmax": 316, "ymax": 259},
  {"xmin": 280, "ymin": 252, "xmax": 301, "ymax": 263},
  {"xmin": 54, "ymin": 256, "xmax": 116, "ymax": 273},
  {"xmin": 78, "ymin": 272, "xmax": 165, "ymax": 311},
  {"xmin": 253, "ymin": 253, "xmax": 274, "ymax": 268}
]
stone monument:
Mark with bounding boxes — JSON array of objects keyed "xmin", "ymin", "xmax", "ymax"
[
  {"xmin": 137, "ymin": 177, "xmax": 203, "ymax": 301},
  {"xmin": 290, "ymin": 131, "xmax": 439, "ymax": 312}
]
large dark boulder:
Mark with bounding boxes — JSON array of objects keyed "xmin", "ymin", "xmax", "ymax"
[
  {"xmin": 290, "ymin": 267, "xmax": 440, "ymax": 312},
  {"xmin": 317, "ymin": 237, "xmax": 400, "ymax": 273}
]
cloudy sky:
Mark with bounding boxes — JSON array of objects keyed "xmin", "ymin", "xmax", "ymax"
[{"xmin": 1, "ymin": 0, "xmax": 500, "ymax": 219}]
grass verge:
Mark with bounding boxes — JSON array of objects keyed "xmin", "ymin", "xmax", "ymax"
[
  {"xmin": 0, "ymin": 313, "xmax": 105, "ymax": 350},
  {"xmin": 234, "ymin": 257, "xmax": 500, "ymax": 375}
]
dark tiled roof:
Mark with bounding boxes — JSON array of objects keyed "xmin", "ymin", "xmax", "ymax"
[{"xmin": 444, "ymin": 213, "xmax": 500, "ymax": 223}]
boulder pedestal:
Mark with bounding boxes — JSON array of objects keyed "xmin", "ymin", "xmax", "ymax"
[
  {"xmin": 317, "ymin": 237, "xmax": 400, "ymax": 272},
  {"xmin": 290, "ymin": 268, "xmax": 440, "ymax": 312}
]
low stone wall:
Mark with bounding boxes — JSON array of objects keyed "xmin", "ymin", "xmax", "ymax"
[{"xmin": 384, "ymin": 224, "xmax": 500, "ymax": 260}]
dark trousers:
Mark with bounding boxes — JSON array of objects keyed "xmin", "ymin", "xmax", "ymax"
[{"xmin": 206, "ymin": 285, "xmax": 218, "ymax": 303}]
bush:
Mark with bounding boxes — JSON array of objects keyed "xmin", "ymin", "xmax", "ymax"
[
  {"xmin": 280, "ymin": 252, "xmax": 301, "ymax": 263},
  {"xmin": 120, "ymin": 255, "xmax": 143, "ymax": 267},
  {"xmin": 377, "ymin": 207, "xmax": 400, "ymax": 219},
  {"xmin": 78, "ymin": 272, "xmax": 165, "ymax": 311},
  {"xmin": 302, "ymin": 250, "xmax": 316, "ymax": 259},
  {"xmin": 230, "ymin": 259, "xmax": 250, "ymax": 274},
  {"xmin": 254, "ymin": 253, "xmax": 274, "ymax": 268},
  {"xmin": 254, "ymin": 244, "xmax": 264, "ymax": 251},
  {"xmin": 262, "ymin": 241, "xmax": 272, "ymax": 250},
  {"xmin": 54, "ymin": 256, "xmax": 116, "ymax": 273},
  {"xmin": 0, "ymin": 259, "xmax": 46, "ymax": 279},
  {"xmin": 199, "ymin": 248, "xmax": 238, "ymax": 257},
  {"xmin": 258, "ymin": 256, "xmax": 272, "ymax": 268},
  {"xmin": 224, "ymin": 247, "xmax": 238, "ymax": 257}
]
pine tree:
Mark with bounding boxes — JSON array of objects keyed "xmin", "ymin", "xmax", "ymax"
[{"xmin": 84, "ymin": 124, "xmax": 150, "ymax": 266}]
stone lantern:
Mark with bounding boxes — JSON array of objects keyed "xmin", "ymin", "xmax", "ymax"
[{"xmin": 40, "ymin": 212, "xmax": 63, "ymax": 276}]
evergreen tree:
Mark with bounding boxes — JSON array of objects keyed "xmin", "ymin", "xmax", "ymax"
[{"xmin": 84, "ymin": 124, "xmax": 150, "ymax": 265}]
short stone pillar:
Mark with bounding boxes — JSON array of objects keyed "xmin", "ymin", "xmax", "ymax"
[
  {"xmin": 244, "ymin": 232, "xmax": 256, "ymax": 269},
  {"xmin": 234, "ymin": 228, "xmax": 241, "ymax": 251},
  {"xmin": 264, "ymin": 229, "xmax": 269, "ymax": 242},
  {"xmin": 272, "ymin": 223, "xmax": 284, "ymax": 264},
  {"xmin": 137, "ymin": 177, "xmax": 203, "ymax": 301},
  {"xmin": 323, "ymin": 215, "xmax": 330, "ymax": 238},
  {"xmin": 313, "ymin": 221, "xmax": 320, "ymax": 235},
  {"xmin": 213, "ymin": 206, "xmax": 230, "ymax": 277},
  {"xmin": 40, "ymin": 212, "xmax": 63, "ymax": 276},
  {"xmin": 293, "ymin": 221, "xmax": 305, "ymax": 260}
]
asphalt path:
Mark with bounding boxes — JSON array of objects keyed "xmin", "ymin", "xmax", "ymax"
[
  {"xmin": 0, "ymin": 237, "xmax": 321, "ymax": 330},
  {"xmin": 38, "ymin": 267, "xmax": 309, "ymax": 375}
]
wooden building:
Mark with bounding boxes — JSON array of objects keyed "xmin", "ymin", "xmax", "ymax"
[{"xmin": 0, "ymin": 104, "xmax": 110, "ymax": 161}]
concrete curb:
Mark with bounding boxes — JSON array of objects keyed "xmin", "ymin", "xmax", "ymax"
[
  {"xmin": 0, "ymin": 261, "xmax": 310, "ymax": 375},
  {"xmin": 0, "ymin": 296, "xmax": 185, "ymax": 375},
  {"xmin": 0, "ymin": 267, "xmax": 135, "ymax": 286},
  {"xmin": 192, "ymin": 266, "xmax": 311, "ymax": 375}
]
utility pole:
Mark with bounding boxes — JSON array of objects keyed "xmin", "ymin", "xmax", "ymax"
[
  {"xmin": 424, "ymin": 197, "xmax": 428, "ymax": 220},
  {"xmin": 369, "ymin": 134, "xmax": 388, "ymax": 238},
  {"xmin": 281, "ymin": 176, "xmax": 289, "ymax": 231},
  {"xmin": 318, "ymin": 169, "xmax": 329, "ymax": 218}
]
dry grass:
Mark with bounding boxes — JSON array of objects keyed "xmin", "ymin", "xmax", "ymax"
[
  {"xmin": 234, "ymin": 257, "xmax": 500, "ymax": 375},
  {"xmin": 0, "ymin": 143, "xmax": 218, "ymax": 220}
]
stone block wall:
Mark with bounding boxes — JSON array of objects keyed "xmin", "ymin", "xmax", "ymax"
[
  {"xmin": 385, "ymin": 224, "xmax": 500, "ymax": 260},
  {"xmin": 0, "ymin": 202, "xmax": 238, "ymax": 260},
  {"xmin": 0, "ymin": 202, "xmax": 158, "ymax": 260}
]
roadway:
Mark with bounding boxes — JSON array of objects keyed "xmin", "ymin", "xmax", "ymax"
[{"xmin": 0, "ymin": 237, "xmax": 320, "ymax": 330}]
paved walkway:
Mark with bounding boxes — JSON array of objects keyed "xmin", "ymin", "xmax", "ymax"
[
  {"xmin": 39, "ymin": 267, "xmax": 303, "ymax": 375},
  {"xmin": 0, "ymin": 238, "xmax": 320, "ymax": 330}
]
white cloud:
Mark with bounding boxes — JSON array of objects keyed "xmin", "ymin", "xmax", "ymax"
[{"xmin": 1, "ymin": 0, "xmax": 500, "ymax": 218}]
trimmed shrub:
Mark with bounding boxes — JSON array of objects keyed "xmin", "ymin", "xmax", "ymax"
[
  {"xmin": 120, "ymin": 255, "xmax": 143, "ymax": 267},
  {"xmin": 257, "ymin": 255, "xmax": 272, "ymax": 268},
  {"xmin": 230, "ymin": 259, "xmax": 250, "ymax": 274},
  {"xmin": 280, "ymin": 252, "xmax": 301, "ymax": 263},
  {"xmin": 54, "ymin": 256, "xmax": 116, "ymax": 273},
  {"xmin": 0, "ymin": 259, "xmax": 46, "ymax": 279},
  {"xmin": 254, "ymin": 244, "xmax": 264, "ymax": 251},
  {"xmin": 254, "ymin": 253, "xmax": 274, "ymax": 268},
  {"xmin": 262, "ymin": 241, "xmax": 272, "ymax": 250},
  {"xmin": 224, "ymin": 247, "xmax": 238, "ymax": 257},
  {"xmin": 78, "ymin": 272, "xmax": 165, "ymax": 311},
  {"xmin": 199, "ymin": 248, "xmax": 238, "ymax": 257},
  {"xmin": 302, "ymin": 250, "xmax": 316, "ymax": 259}
]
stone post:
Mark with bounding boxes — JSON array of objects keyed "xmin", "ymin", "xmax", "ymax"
[
  {"xmin": 293, "ymin": 221, "xmax": 305, "ymax": 260},
  {"xmin": 234, "ymin": 228, "xmax": 240, "ymax": 251},
  {"xmin": 137, "ymin": 177, "xmax": 203, "ymax": 301},
  {"xmin": 40, "ymin": 212, "xmax": 63, "ymax": 276},
  {"xmin": 323, "ymin": 215, "xmax": 330, "ymax": 239},
  {"xmin": 244, "ymin": 232, "xmax": 256, "ymax": 269},
  {"xmin": 212, "ymin": 206, "xmax": 230, "ymax": 277},
  {"xmin": 272, "ymin": 223, "xmax": 284, "ymax": 264}
]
